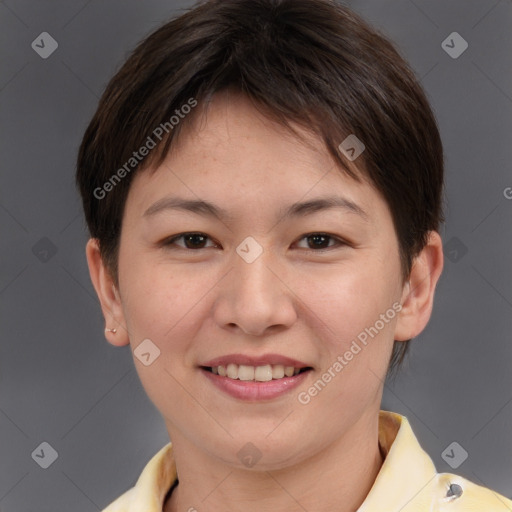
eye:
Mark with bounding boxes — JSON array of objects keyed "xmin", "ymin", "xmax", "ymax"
[
  {"xmin": 295, "ymin": 233, "xmax": 346, "ymax": 251},
  {"xmin": 163, "ymin": 232, "xmax": 218, "ymax": 250},
  {"xmin": 161, "ymin": 232, "xmax": 347, "ymax": 251}
]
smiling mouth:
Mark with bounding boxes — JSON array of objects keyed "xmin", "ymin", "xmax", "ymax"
[{"xmin": 201, "ymin": 364, "xmax": 312, "ymax": 382}]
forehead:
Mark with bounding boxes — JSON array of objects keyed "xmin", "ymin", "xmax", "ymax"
[
  {"xmin": 169, "ymin": 91, "xmax": 338, "ymax": 175},
  {"xmin": 125, "ymin": 91, "xmax": 385, "ymax": 223}
]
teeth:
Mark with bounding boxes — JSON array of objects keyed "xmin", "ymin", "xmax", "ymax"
[
  {"xmin": 272, "ymin": 364, "xmax": 285, "ymax": 379},
  {"xmin": 254, "ymin": 365, "xmax": 272, "ymax": 381},
  {"xmin": 238, "ymin": 365, "xmax": 255, "ymax": 381},
  {"xmin": 226, "ymin": 363, "xmax": 238, "ymax": 379},
  {"xmin": 209, "ymin": 363, "xmax": 306, "ymax": 381}
]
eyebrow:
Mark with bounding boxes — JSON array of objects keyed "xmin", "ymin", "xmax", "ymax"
[{"xmin": 143, "ymin": 195, "xmax": 369, "ymax": 222}]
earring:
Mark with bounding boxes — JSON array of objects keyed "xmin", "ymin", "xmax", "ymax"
[{"xmin": 105, "ymin": 327, "xmax": 117, "ymax": 334}]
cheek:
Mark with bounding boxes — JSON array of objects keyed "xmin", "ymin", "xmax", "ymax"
[
  {"xmin": 119, "ymin": 262, "xmax": 211, "ymax": 410},
  {"xmin": 119, "ymin": 257, "xmax": 204, "ymax": 351},
  {"xmin": 295, "ymin": 262, "xmax": 393, "ymax": 348},
  {"xmin": 296, "ymin": 271, "xmax": 397, "ymax": 422}
]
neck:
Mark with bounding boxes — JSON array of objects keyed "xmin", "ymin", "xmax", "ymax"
[{"xmin": 164, "ymin": 409, "xmax": 384, "ymax": 512}]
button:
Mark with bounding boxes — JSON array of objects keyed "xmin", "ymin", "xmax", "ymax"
[{"xmin": 446, "ymin": 483, "xmax": 463, "ymax": 499}]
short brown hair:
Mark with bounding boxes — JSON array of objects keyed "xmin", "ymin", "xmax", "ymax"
[{"xmin": 76, "ymin": 0, "xmax": 444, "ymax": 377}]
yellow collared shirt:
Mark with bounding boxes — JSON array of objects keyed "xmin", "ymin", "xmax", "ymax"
[{"xmin": 102, "ymin": 410, "xmax": 512, "ymax": 511}]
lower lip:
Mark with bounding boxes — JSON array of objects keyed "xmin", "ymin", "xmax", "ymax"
[{"xmin": 200, "ymin": 368, "xmax": 311, "ymax": 401}]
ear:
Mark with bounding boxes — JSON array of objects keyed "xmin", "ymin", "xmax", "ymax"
[
  {"xmin": 394, "ymin": 231, "xmax": 444, "ymax": 342},
  {"xmin": 85, "ymin": 238, "xmax": 130, "ymax": 346}
]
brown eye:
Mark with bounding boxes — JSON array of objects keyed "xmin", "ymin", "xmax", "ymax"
[
  {"xmin": 162, "ymin": 232, "xmax": 346, "ymax": 252},
  {"xmin": 295, "ymin": 233, "xmax": 345, "ymax": 251},
  {"xmin": 163, "ymin": 232, "xmax": 216, "ymax": 250}
]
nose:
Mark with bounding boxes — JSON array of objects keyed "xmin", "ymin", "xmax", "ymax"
[{"xmin": 213, "ymin": 247, "xmax": 298, "ymax": 336}]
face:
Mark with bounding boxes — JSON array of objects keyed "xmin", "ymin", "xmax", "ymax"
[{"xmin": 103, "ymin": 92, "xmax": 410, "ymax": 469}]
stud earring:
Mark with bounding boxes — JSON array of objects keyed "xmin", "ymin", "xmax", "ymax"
[{"xmin": 105, "ymin": 327, "xmax": 117, "ymax": 334}]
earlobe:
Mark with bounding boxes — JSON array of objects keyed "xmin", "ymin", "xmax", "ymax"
[
  {"xmin": 394, "ymin": 231, "xmax": 444, "ymax": 342},
  {"xmin": 85, "ymin": 238, "xmax": 130, "ymax": 347}
]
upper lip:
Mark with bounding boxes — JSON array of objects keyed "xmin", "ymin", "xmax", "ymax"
[{"xmin": 201, "ymin": 353, "xmax": 311, "ymax": 368}]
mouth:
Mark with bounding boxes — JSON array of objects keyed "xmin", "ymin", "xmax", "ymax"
[
  {"xmin": 201, "ymin": 364, "xmax": 313, "ymax": 382},
  {"xmin": 199, "ymin": 356, "xmax": 314, "ymax": 401}
]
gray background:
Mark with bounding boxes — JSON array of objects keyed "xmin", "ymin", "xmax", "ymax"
[{"xmin": 1, "ymin": 0, "xmax": 511, "ymax": 510}]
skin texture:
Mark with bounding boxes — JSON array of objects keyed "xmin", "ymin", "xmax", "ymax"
[{"xmin": 86, "ymin": 91, "xmax": 443, "ymax": 512}]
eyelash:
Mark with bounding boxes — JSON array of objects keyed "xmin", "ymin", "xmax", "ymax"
[{"xmin": 161, "ymin": 232, "xmax": 348, "ymax": 252}]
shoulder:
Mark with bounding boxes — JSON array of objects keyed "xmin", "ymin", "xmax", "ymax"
[
  {"xmin": 100, "ymin": 442, "xmax": 176, "ymax": 512},
  {"xmin": 374, "ymin": 411, "xmax": 511, "ymax": 512},
  {"xmin": 430, "ymin": 472, "xmax": 512, "ymax": 511}
]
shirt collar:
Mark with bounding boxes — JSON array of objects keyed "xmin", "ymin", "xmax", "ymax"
[
  {"xmin": 356, "ymin": 410, "xmax": 438, "ymax": 511},
  {"xmin": 124, "ymin": 410, "xmax": 437, "ymax": 511}
]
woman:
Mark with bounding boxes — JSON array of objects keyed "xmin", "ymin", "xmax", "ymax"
[{"xmin": 76, "ymin": 0, "xmax": 512, "ymax": 510}]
